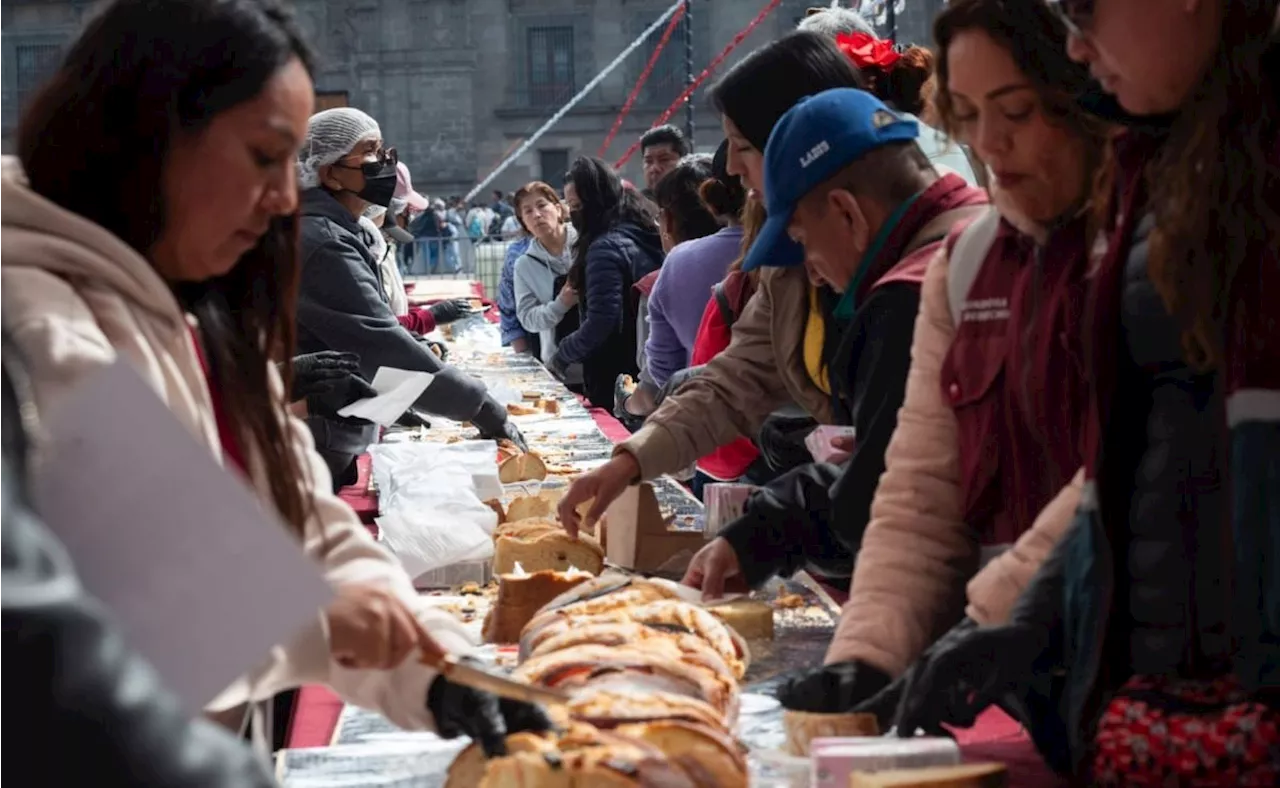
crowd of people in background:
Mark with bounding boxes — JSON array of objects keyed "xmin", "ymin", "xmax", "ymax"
[{"xmin": 3, "ymin": 0, "xmax": 1277, "ymax": 785}]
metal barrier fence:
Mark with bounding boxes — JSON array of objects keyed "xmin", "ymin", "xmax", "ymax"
[{"xmin": 398, "ymin": 234, "xmax": 524, "ymax": 299}]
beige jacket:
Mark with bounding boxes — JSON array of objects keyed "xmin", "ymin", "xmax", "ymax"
[
  {"xmin": 0, "ymin": 158, "xmax": 473, "ymax": 730},
  {"xmin": 619, "ymin": 264, "xmax": 834, "ymax": 478},
  {"xmin": 824, "ymin": 243, "xmax": 1082, "ymax": 674}
]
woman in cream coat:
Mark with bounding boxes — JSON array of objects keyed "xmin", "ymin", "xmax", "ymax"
[{"xmin": 0, "ymin": 0, "xmax": 546, "ymax": 750}]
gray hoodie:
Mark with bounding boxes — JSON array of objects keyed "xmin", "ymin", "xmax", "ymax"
[{"xmin": 513, "ymin": 225, "xmax": 579, "ymax": 366}]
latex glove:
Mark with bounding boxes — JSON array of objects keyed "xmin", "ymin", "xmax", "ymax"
[
  {"xmin": 653, "ymin": 364, "xmax": 706, "ymax": 408},
  {"xmin": 681, "ymin": 537, "xmax": 749, "ymax": 601},
  {"xmin": 775, "ymin": 659, "xmax": 893, "ymax": 715},
  {"xmin": 557, "ymin": 453, "xmax": 640, "ymax": 538},
  {"xmin": 326, "ymin": 584, "xmax": 437, "ymax": 670},
  {"xmin": 291, "ymin": 351, "xmax": 362, "ymax": 402},
  {"xmin": 396, "ymin": 409, "xmax": 431, "ymax": 429},
  {"xmin": 854, "ymin": 617, "xmax": 1044, "ymax": 736},
  {"xmin": 427, "ymin": 298, "xmax": 474, "ymax": 325},
  {"xmin": 306, "ymin": 373, "xmax": 378, "ymax": 418},
  {"xmin": 427, "ymin": 658, "xmax": 555, "ymax": 756},
  {"xmin": 473, "ymin": 396, "xmax": 528, "ymax": 452}
]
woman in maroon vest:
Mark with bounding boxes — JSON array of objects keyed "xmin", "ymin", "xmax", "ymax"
[
  {"xmin": 867, "ymin": 2, "xmax": 1279, "ymax": 784},
  {"xmin": 777, "ymin": 0, "xmax": 1109, "ymax": 716}
]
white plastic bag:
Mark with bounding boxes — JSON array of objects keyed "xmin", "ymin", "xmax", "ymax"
[{"xmin": 369, "ymin": 440, "xmax": 503, "ymax": 505}]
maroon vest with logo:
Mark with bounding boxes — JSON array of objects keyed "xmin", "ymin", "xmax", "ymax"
[{"xmin": 938, "ymin": 212, "xmax": 1091, "ymax": 545}]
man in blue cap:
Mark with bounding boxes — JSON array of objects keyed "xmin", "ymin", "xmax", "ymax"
[{"xmin": 562, "ymin": 88, "xmax": 986, "ymax": 590}]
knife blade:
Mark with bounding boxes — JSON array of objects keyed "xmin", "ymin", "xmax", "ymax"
[{"xmin": 429, "ymin": 652, "xmax": 572, "ymax": 706}]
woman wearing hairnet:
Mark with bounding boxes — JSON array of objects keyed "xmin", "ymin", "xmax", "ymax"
[{"xmin": 294, "ymin": 108, "xmax": 526, "ymax": 449}]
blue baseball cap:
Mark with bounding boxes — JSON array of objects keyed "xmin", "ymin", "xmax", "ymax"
[{"xmin": 742, "ymin": 89, "xmax": 919, "ymax": 272}]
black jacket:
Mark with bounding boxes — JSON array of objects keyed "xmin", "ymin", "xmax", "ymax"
[
  {"xmin": 554, "ymin": 221, "xmax": 664, "ymax": 407},
  {"xmin": 1, "ymin": 359, "xmax": 276, "ymax": 788},
  {"xmin": 296, "ymin": 189, "xmax": 489, "ymax": 422},
  {"xmin": 719, "ymin": 284, "xmax": 920, "ymax": 586}
]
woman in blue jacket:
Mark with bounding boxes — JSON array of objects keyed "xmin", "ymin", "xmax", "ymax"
[{"xmin": 549, "ymin": 157, "xmax": 665, "ymax": 408}]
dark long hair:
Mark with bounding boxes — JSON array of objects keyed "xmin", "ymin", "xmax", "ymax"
[
  {"xmin": 933, "ymin": 0, "xmax": 1108, "ymax": 150},
  {"xmin": 653, "ymin": 155, "xmax": 719, "ymax": 246},
  {"xmin": 699, "ymin": 140, "xmax": 748, "ymax": 223},
  {"xmin": 1145, "ymin": 2, "xmax": 1280, "ymax": 370},
  {"xmin": 709, "ymin": 31, "xmax": 865, "ymax": 151},
  {"xmin": 17, "ymin": 0, "xmax": 315, "ymax": 536},
  {"xmin": 565, "ymin": 156, "xmax": 656, "ymax": 288}
]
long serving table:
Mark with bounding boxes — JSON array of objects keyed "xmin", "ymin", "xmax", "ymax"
[{"xmin": 278, "ymin": 313, "xmax": 1058, "ymax": 787}]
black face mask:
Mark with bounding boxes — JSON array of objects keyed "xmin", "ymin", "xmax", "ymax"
[
  {"xmin": 355, "ymin": 161, "xmax": 398, "ymax": 209},
  {"xmin": 569, "ymin": 208, "xmax": 585, "ymax": 233}
]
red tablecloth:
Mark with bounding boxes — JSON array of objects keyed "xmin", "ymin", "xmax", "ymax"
[{"xmin": 290, "ymin": 399, "xmax": 1060, "ymax": 785}]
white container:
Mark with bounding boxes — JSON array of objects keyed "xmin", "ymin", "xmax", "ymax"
[{"xmin": 809, "ymin": 737, "xmax": 961, "ymax": 788}]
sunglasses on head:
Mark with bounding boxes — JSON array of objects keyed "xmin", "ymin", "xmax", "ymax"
[
  {"xmin": 1051, "ymin": 0, "xmax": 1093, "ymax": 35},
  {"xmin": 335, "ymin": 147, "xmax": 398, "ymax": 178}
]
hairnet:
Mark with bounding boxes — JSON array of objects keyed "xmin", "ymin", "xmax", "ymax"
[{"xmin": 298, "ymin": 108, "xmax": 382, "ymax": 190}]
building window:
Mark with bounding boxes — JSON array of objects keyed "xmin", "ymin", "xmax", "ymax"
[
  {"xmin": 527, "ymin": 26, "xmax": 574, "ymax": 107},
  {"xmin": 539, "ymin": 149, "xmax": 570, "ymax": 188},
  {"xmin": 315, "ymin": 91, "xmax": 349, "ymax": 111},
  {"xmin": 15, "ymin": 43, "xmax": 62, "ymax": 111}
]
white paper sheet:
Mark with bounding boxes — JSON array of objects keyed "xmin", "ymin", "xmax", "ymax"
[
  {"xmin": 337, "ymin": 367, "xmax": 434, "ymax": 426},
  {"xmin": 31, "ymin": 361, "xmax": 334, "ymax": 711}
]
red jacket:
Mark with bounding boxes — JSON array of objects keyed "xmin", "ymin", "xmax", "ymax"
[{"xmin": 689, "ymin": 270, "xmax": 761, "ymax": 480}]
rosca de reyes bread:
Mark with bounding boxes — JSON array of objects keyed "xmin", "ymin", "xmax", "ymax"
[
  {"xmin": 520, "ymin": 600, "xmax": 749, "ymax": 679},
  {"xmin": 505, "ymin": 490, "xmax": 564, "ymax": 522},
  {"xmin": 614, "ymin": 721, "xmax": 748, "ymax": 788},
  {"xmin": 848, "ymin": 763, "xmax": 1008, "ymax": 788},
  {"xmin": 516, "ymin": 576, "xmax": 685, "ymax": 644},
  {"xmin": 510, "ymin": 644, "xmax": 738, "ymax": 719},
  {"xmin": 492, "ymin": 528, "xmax": 604, "ymax": 576},
  {"xmin": 499, "ymin": 451, "xmax": 547, "ymax": 482},
  {"xmin": 481, "ymin": 568, "xmax": 594, "ymax": 644},
  {"xmin": 565, "ymin": 688, "xmax": 728, "ymax": 733}
]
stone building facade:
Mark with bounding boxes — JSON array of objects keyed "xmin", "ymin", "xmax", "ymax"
[{"xmin": 2, "ymin": 0, "xmax": 943, "ymax": 198}]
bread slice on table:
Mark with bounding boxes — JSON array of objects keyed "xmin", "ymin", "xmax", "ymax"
[
  {"xmin": 848, "ymin": 763, "xmax": 1008, "ymax": 788},
  {"xmin": 707, "ymin": 599, "xmax": 775, "ymax": 641},
  {"xmin": 481, "ymin": 568, "xmax": 594, "ymax": 644},
  {"xmin": 499, "ymin": 452, "xmax": 547, "ymax": 482},
  {"xmin": 493, "ymin": 529, "xmax": 604, "ymax": 576},
  {"xmin": 783, "ymin": 708, "xmax": 879, "ymax": 756},
  {"xmin": 506, "ymin": 490, "xmax": 564, "ymax": 522}
]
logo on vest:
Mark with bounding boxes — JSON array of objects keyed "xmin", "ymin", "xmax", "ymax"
[
  {"xmin": 959, "ymin": 296, "xmax": 1010, "ymax": 324},
  {"xmin": 799, "ymin": 140, "xmax": 830, "ymax": 168}
]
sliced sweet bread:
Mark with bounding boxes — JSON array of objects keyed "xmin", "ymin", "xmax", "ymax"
[
  {"xmin": 505, "ymin": 490, "xmax": 564, "ymax": 523},
  {"xmin": 848, "ymin": 763, "xmax": 1008, "ymax": 788},
  {"xmin": 481, "ymin": 569, "xmax": 593, "ymax": 644},
  {"xmin": 492, "ymin": 530, "xmax": 604, "ymax": 576},
  {"xmin": 499, "ymin": 452, "xmax": 547, "ymax": 482},
  {"xmin": 615, "ymin": 721, "xmax": 748, "ymax": 788},
  {"xmin": 565, "ymin": 688, "xmax": 728, "ymax": 733}
]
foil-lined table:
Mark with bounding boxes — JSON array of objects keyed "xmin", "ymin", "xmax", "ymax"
[{"xmin": 276, "ymin": 316, "xmax": 833, "ymax": 787}]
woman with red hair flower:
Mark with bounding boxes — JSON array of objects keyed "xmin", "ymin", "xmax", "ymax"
[{"xmin": 799, "ymin": 7, "xmax": 985, "ymax": 186}]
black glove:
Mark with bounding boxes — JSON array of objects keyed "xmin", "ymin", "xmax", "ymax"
[
  {"xmin": 306, "ymin": 375, "xmax": 378, "ymax": 418},
  {"xmin": 654, "ymin": 364, "xmax": 706, "ymax": 408},
  {"xmin": 473, "ymin": 396, "xmax": 528, "ymax": 452},
  {"xmin": 396, "ymin": 409, "xmax": 431, "ymax": 429},
  {"xmin": 418, "ymin": 337, "xmax": 450, "ymax": 362},
  {"xmin": 775, "ymin": 659, "xmax": 892, "ymax": 714},
  {"xmin": 426, "ymin": 662, "xmax": 554, "ymax": 757},
  {"xmin": 545, "ymin": 352, "xmax": 569, "ymax": 381},
  {"xmin": 855, "ymin": 616, "xmax": 1046, "ymax": 737},
  {"xmin": 428, "ymin": 298, "xmax": 474, "ymax": 325},
  {"xmin": 290, "ymin": 351, "xmax": 362, "ymax": 402}
]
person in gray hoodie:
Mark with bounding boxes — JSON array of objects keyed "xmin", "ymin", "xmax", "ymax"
[{"xmin": 511, "ymin": 181, "xmax": 581, "ymax": 384}]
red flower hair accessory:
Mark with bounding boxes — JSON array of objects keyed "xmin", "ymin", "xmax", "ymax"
[{"xmin": 835, "ymin": 32, "xmax": 901, "ymax": 70}]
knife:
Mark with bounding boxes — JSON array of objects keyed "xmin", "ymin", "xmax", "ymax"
[{"xmin": 423, "ymin": 651, "xmax": 572, "ymax": 707}]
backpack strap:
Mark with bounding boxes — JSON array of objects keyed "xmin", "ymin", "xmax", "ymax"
[
  {"xmin": 946, "ymin": 208, "xmax": 1001, "ymax": 323},
  {"xmin": 712, "ymin": 281, "xmax": 737, "ymax": 329}
]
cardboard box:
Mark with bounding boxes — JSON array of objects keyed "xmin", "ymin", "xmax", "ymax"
[{"xmin": 604, "ymin": 482, "xmax": 705, "ymax": 572}]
